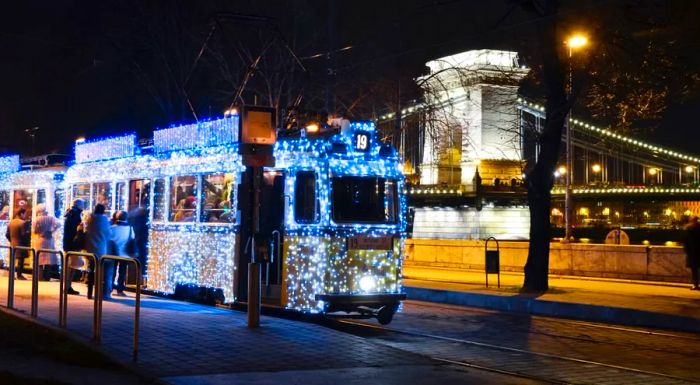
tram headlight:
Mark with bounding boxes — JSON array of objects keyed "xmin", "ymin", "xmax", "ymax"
[{"xmin": 359, "ymin": 275, "xmax": 376, "ymax": 293}]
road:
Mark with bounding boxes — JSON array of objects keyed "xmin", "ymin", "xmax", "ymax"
[{"xmin": 326, "ymin": 300, "xmax": 700, "ymax": 384}]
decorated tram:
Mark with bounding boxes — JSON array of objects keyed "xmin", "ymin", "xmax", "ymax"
[{"xmin": 0, "ymin": 113, "xmax": 407, "ymax": 324}]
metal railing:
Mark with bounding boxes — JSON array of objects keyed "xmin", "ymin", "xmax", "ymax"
[
  {"xmin": 2, "ymin": 246, "xmax": 143, "ymax": 361},
  {"xmin": 96, "ymin": 255, "xmax": 142, "ymax": 361},
  {"xmin": 35, "ymin": 248, "xmax": 63, "ymax": 318},
  {"xmin": 9, "ymin": 246, "xmax": 35, "ymax": 309},
  {"xmin": 1, "ymin": 245, "xmax": 14, "ymax": 308},
  {"xmin": 60, "ymin": 251, "xmax": 99, "ymax": 339}
]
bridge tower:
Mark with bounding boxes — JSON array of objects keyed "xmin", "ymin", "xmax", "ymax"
[{"xmin": 419, "ymin": 50, "xmax": 529, "ymax": 187}]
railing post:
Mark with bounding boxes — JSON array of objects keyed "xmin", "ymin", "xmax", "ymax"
[
  {"xmin": 1, "ymin": 245, "xmax": 14, "ymax": 309},
  {"xmin": 33, "ymin": 249, "xmax": 63, "ymax": 319},
  {"xmin": 59, "ymin": 252, "xmax": 67, "ymax": 326},
  {"xmin": 133, "ymin": 258, "xmax": 141, "ymax": 362},
  {"xmin": 29, "ymin": 248, "xmax": 39, "ymax": 317},
  {"xmin": 95, "ymin": 255, "xmax": 141, "ymax": 361},
  {"xmin": 61, "ymin": 252, "xmax": 98, "ymax": 339},
  {"xmin": 93, "ymin": 255, "xmax": 101, "ymax": 341},
  {"xmin": 7, "ymin": 246, "xmax": 21, "ymax": 309}
]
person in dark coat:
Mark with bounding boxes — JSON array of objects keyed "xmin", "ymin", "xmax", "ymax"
[
  {"xmin": 7, "ymin": 208, "xmax": 30, "ymax": 279},
  {"xmin": 684, "ymin": 216, "xmax": 700, "ymax": 290},
  {"xmin": 62, "ymin": 199, "xmax": 84, "ymax": 295}
]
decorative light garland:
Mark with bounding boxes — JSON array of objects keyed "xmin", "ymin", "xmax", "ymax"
[
  {"xmin": 153, "ymin": 115, "xmax": 240, "ymax": 153},
  {"xmin": 75, "ymin": 134, "xmax": 137, "ymax": 164},
  {"xmin": 517, "ymin": 98, "xmax": 700, "ymax": 164},
  {"xmin": 1, "ymin": 117, "xmax": 407, "ymax": 312},
  {"xmin": 0, "ymin": 155, "xmax": 19, "ymax": 175}
]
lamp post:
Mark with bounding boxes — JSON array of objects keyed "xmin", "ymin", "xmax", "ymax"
[
  {"xmin": 564, "ymin": 34, "xmax": 588, "ymax": 243},
  {"xmin": 591, "ymin": 163, "xmax": 601, "ymax": 184}
]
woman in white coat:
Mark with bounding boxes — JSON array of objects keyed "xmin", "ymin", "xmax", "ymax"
[{"xmin": 32, "ymin": 204, "xmax": 61, "ymax": 281}]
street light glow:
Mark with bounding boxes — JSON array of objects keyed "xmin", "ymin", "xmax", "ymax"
[
  {"xmin": 558, "ymin": 166, "xmax": 567, "ymax": 175},
  {"xmin": 567, "ymin": 34, "xmax": 588, "ymax": 49},
  {"xmin": 649, "ymin": 167, "xmax": 658, "ymax": 176},
  {"xmin": 592, "ymin": 164, "xmax": 601, "ymax": 173},
  {"xmin": 685, "ymin": 165, "xmax": 694, "ymax": 173}
]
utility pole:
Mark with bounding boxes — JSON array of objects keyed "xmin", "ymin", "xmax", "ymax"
[
  {"xmin": 24, "ymin": 126, "xmax": 39, "ymax": 155},
  {"xmin": 325, "ymin": 0, "xmax": 337, "ymax": 115}
]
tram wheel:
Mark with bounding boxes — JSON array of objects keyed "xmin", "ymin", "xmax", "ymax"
[{"xmin": 376, "ymin": 305, "xmax": 395, "ymax": 325}]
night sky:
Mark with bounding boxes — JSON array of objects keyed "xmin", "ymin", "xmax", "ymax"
[{"xmin": 1, "ymin": 1, "xmax": 698, "ymax": 156}]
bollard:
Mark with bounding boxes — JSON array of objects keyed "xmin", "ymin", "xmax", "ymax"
[{"xmin": 248, "ymin": 262, "xmax": 261, "ymax": 328}]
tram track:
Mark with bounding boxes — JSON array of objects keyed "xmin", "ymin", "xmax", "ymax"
[
  {"xmin": 401, "ymin": 301, "xmax": 700, "ymax": 356},
  {"xmin": 326, "ymin": 317, "xmax": 699, "ymax": 384},
  {"xmin": 411, "ymin": 300, "xmax": 700, "ymax": 342}
]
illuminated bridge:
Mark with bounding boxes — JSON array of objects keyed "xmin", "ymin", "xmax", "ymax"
[{"xmin": 376, "ymin": 49, "xmax": 700, "ymax": 242}]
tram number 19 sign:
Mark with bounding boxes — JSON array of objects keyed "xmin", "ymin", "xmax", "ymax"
[{"xmin": 353, "ymin": 131, "xmax": 371, "ymax": 152}]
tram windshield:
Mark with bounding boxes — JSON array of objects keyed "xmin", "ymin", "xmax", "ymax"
[{"xmin": 331, "ymin": 176, "xmax": 398, "ymax": 224}]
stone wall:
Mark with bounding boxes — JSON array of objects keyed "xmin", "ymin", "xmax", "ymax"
[{"xmin": 404, "ymin": 238, "xmax": 690, "ymax": 283}]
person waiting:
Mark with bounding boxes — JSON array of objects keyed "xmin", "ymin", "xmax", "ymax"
[
  {"xmin": 6, "ymin": 208, "xmax": 30, "ymax": 280},
  {"xmin": 32, "ymin": 204, "xmax": 61, "ymax": 281},
  {"xmin": 109, "ymin": 210, "xmax": 134, "ymax": 297}
]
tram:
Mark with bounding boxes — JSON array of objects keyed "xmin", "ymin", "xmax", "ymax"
[
  {"xmin": 1, "ymin": 113, "xmax": 407, "ymax": 324},
  {"xmin": 0, "ymin": 154, "xmax": 66, "ymax": 270}
]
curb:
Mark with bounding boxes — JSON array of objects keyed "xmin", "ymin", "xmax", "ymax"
[
  {"xmin": 0, "ymin": 306, "xmax": 167, "ymax": 385},
  {"xmin": 405, "ymin": 286, "xmax": 700, "ymax": 334}
]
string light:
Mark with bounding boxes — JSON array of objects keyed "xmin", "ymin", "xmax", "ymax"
[
  {"xmin": 75, "ymin": 134, "xmax": 137, "ymax": 164},
  {"xmin": 153, "ymin": 115, "xmax": 239, "ymax": 153},
  {"xmin": 64, "ymin": 117, "xmax": 406, "ymax": 311},
  {"xmin": 0, "ymin": 155, "xmax": 20, "ymax": 175}
]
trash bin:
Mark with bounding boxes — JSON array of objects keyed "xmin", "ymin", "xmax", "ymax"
[{"xmin": 484, "ymin": 237, "xmax": 500, "ymax": 288}]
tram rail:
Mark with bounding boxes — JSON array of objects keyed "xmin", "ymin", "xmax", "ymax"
[{"xmin": 325, "ymin": 313, "xmax": 699, "ymax": 384}]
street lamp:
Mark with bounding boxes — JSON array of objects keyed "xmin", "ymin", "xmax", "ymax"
[
  {"xmin": 591, "ymin": 163, "xmax": 601, "ymax": 184},
  {"xmin": 564, "ymin": 33, "xmax": 588, "ymax": 243}
]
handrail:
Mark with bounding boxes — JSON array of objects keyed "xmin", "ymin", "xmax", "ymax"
[
  {"xmin": 35, "ymin": 248, "xmax": 63, "ymax": 318},
  {"xmin": 13, "ymin": 246, "xmax": 37, "ymax": 316},
  {"xmin": 96, "ymin": 254, "xmax": 142, "ymax": 361},
  {"xmin": 0, "ymin": 245, "xmax": 14, "ymax": 309},
  {"xmin": 60, "ymin": 251, "xmax": 99, "ymax": 340}
]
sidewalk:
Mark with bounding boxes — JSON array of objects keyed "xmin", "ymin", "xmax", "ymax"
[
  {"xmin": 403, "ymin": 265, "xmax": 700, "ymax": 333},
  {"xmin": 0, "ymin": 271, "xmax": 436, "ymax": 385}
]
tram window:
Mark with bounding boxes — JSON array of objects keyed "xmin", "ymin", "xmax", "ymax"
[
  {"xmin": 294, "ymin": 171, "xmax": 318, "ymax": 223},
  {"xmin": 201, "ymin": 173, "xmax": 235, "ymax": 223},
  {"xmin": 115, "ymin": 182, "xmax": 127, "ymax": 211},
  {"xmin": 128, "ymin": 179, "xmax": 151, "ymax": 212},
  {"xmin": 72, "ymin": 184, "xmax": 90, "ymax": 208},
  {"xmin": 92, "ymin": 182, "xmax": 112, "ymax": 214},
  {"xmin": 153, "ymin": 178, "xmax": 166, "ymax": 221},
  {"xmin": 13, "ymin": 190, "xmax": 33, "ymax": 218},
  {"xmin": 37, "ymin": 189, "xmax": 46, "ymax": 205},
  {"xmin": 54, "ymin": 189, "xmax": 65, "ymax": 218},
  {"xmin": 170, "ymin": 175, "xmax": 197, "ymax": 222},
  {"xmin": 331, "ymin": 177, "xmax": 398, "ymax": 224},
  {"xmin": 0, "ymin": 190, "xmax": 9, "ymax": 220}
]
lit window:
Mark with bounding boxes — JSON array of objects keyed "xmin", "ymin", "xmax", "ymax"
[
  {"xmin": 72, "ymin": 184, "xmax": 90, "ymax": 207},
  {"xmin": 0, "ymin": 190, "xmax": 10, "ymax": 220},
  {"xmin": 153, "ymin": 179, "xmax": 166, "ymax": 222},
  {"xmin": 294, "ymin": 171, "xmax": 318, "ymax": 223},
  {"xmin": 201, "ymin": 173, "xmax": 235, "ymax": 223},
  {"xmin": 13, "ymin": 190, "xmax": 33, "ymax": 218},
  {"xmin": 92, "ymin": 182, "xmax": 112, "ymax": 214},
  {"xmin": 170, "ymin": 175, "xmax": 197, "ymax": 222}
]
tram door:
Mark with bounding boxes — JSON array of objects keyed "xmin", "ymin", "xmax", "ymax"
[{"xmin": 259, "ymin": 170, "xmax": 285, "ymax": 303}]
